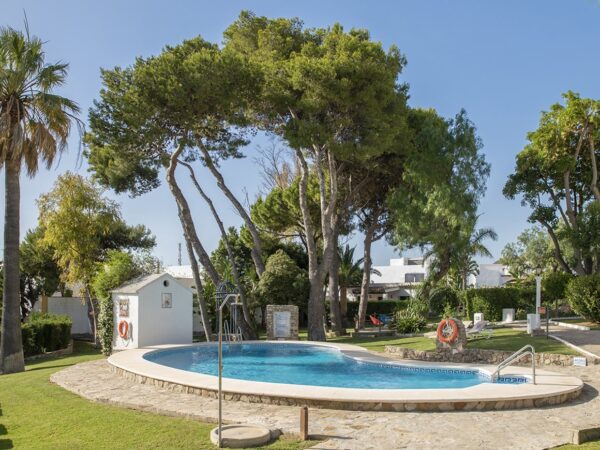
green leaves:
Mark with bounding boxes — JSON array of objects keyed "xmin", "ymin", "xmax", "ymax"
[
  {"xmin": 0, "ymin": 26, "xmax": 80, "ymax": 176},
  {"xmin": 86, "ymin": 35, "xmax": 260, "ymax": 195},
  {"xmin": 504, "ymin": 92, "xmax": 600, "ymax": 274},
  {"xmin": 36, "ymin": 173, "xmax": 155, "ymax": 287}
]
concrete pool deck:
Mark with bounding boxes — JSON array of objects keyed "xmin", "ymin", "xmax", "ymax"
[
  {"xmin": 51, "ymin": 352, "xmax": 600, "ymax": 449},
  {"xmin": 105, "ymin": 341, "xmax": 583, "ymax": 411}
]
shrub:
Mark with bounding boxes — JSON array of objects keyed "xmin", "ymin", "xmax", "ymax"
[
  {"xmin": 428, "ymin": 286, "xmax": 459, "ymax": 316},
  {"xmin": 566, "ymin": 275, "xmax": 600, "ymax": 323},
  {"xmin": 256, "ymin": 250, "xmax": 309, "ymax": 313},
  {"xmin": 392, "ymin": 300, "xmax": 427, "ymax": 334},
  {"xmin": 461, "ymin": 286, "xmax": 536, "ymax": 322},
  {"xmin": 343, "ymin": 300, "xmax": 406, "ymax": 321},
  {"xmin": 543, "ymin": 271, "xmax": 574, "ymax": 302},
  {"xmin": 20, "ymin": 313, "xmax": 72, "ymax": 356}
]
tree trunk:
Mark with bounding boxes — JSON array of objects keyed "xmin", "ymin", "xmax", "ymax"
[
  {"xmin": 357, "ymin": 226, "xmax": 375, "ymax": 330},
  {"xmin": 165, "ymin": 146, "xmax": 220, "ymax": 285},
  {"xmin": 308, "ymin": 274, "xmax": 327, "ymax": 340},
  {"xmin": 199, "ymin": 145, "xmax": 265, "ymax": 277},
  {"xmin": 589, "ymin": 136, "xmax": 600, "ymax": 206},
  {"xmin": 181, "ymin": 162, "xmax": 257, "ymax": 340},
  {"xmin": 541, "ymin": 222, "xmax": 573, "ymax": 274},
  {"xmin": 295, "ymin": 149, "xmax": 326, "ymax": 341},
  {"xmin": 183, "ymin": 233, "xmax": 212, "ymax": 341},
  {"xmin": 84, "ymin": 285, "xmax": 98, "ymax": 345},
  {"xmin": 328, "ymin": 247, "xmax": 343, "ymax": 336},
  {"xmin": 0, "ymin": 159, "xmax": 25, "ymax": 374}
]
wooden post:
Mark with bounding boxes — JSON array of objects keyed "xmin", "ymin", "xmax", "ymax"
[
  {"xmin": 41, "ymin": 295, "xmax": 48, "ymax": 314},
  {"xmin": 300, "ymin": 406, "xmax": 308, "ymax": 440}
]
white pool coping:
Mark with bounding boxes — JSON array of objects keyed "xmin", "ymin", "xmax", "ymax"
[{"xmin": 108, "ymin": 341, "xmax": 583, "ymax": 405}]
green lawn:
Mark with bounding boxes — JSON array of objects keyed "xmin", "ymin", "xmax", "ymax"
[
  {"xmin": 466, "ymin": 328, "xmax": 580, "ymax": 355},
  {"xmin": 329, "ymin": 334, "xmax": 436, "ymax": 352},
  {"xmin": 0, "ymin": 342, "xmax": 315, "ymax": 450},
  {"xmin": 558, "ymin": 441, "xmax": 600, "ymax": 449},
  {"xmin": 327, "ymin": 328, "xmax": 579, "ymax": 355},
  {"xmin": 556, "ymin": 319, "xmax": 600, "ymax": 331}
]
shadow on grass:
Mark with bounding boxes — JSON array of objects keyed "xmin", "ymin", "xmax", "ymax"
[{"xmin": 0, "ymin": 406, "xmax": 14, "ymax": 449}]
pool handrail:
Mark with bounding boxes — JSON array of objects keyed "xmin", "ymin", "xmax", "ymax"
[{"xmin": 491, "ymin": 344, "xmax": 536, "ymax": 385}]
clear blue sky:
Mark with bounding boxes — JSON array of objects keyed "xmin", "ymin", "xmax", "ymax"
[{"xmin": 2, "ymin": 0, "xmax": 600, "ymax": 266}]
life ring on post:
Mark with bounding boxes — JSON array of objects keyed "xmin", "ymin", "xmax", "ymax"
[
  {"xmin": 118, "ymin": 320, "xmax": 129, "ymax": 339},
  {"xmin": 437, "ymin": 318, "xmax": 459, "ymax": 344}
]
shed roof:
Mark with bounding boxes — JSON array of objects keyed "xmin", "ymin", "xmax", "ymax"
[{"xmin": 111, "ymin": 273, "xmax": 184, "ymax": 295}]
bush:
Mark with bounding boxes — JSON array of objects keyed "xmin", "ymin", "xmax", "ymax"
[
  {"xmin": 343, "ymin": 300, "xmax": 406, "ymax": 321},
  {"xmin": 256, "ymin": 250, "xmax": 309, "ymax": 313},
  {"xmin": 461, "ymin": 287, "xmax": 536, "ymax": 322},
  {"xmin": 20, "ymin": 313, "xmax": 72, "ymax": 356},
  {"xmin": 428, "ymin": 286, "xmax": 459, "ymax": 316},
  {"xmin": 392, "ymin": 300, "xmax": 427, "ymax": 334},
  {"xmin": 566, "ymin": 275, "xmax": 600, "ymax": 323},
  {"xmin": 543, "ymin": 271, "xmax": 574, "ymax": 302}
]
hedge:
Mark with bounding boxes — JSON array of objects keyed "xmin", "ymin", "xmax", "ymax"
[
  {"xmin": 21, "ymin": 313, "xmax": 72, "ymax": 357},
  {"xmin": 461, "ymin": 287, "xmax": 536, "ymax": 322},
  {"xmin": 343, "ymin": 300, "xmax": 407, "ymax": 321},
  {"xmin": 566, "ymin": 275, "xmax": 600, "ymax": 323},
  {"xmin": 428, "ymin": 286, "xmax": 459, "ymax": 316}
]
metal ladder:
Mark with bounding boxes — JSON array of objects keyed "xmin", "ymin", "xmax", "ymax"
[{"xmin": 491, "ymin": 345, "xmax": 536, "ymax": 385}]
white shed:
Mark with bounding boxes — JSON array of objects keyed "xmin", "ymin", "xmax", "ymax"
[{"xmin": 111, "ymin": 273, "xmax": 193, "ymax": 350}]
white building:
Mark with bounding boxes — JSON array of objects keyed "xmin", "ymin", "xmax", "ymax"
[
  {"xmin": 165, "ymin": 265, "xmax": 207, "ymax": 335},
  {"xmin": 467, "ymin": 263, "xmax": 512, "ymax": 288},
  {"xmin": 112, "ymin": 272, "xmax": 193, "ymax": 350},
  {"xmin": 347, "ymin": 257, "xmax": 429, "ymax": 301}
]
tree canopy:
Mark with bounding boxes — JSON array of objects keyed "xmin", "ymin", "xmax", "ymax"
[{"xmin": 504, "ymin": 92, "xmax": 600, "ymax": 275}]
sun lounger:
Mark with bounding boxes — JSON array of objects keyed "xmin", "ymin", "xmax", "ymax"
[{"xmin": 466, "ymin": 320, "xmax": 493, "ymax": 339}]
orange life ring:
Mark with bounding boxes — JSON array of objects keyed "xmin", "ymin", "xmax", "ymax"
[
  {"xmin": 118, "ymin": 320, "xmax": 129, "ymax": 339},
  {"xmin": 437, "ymin": 318, "xmax": 459, "ymax": 344}
]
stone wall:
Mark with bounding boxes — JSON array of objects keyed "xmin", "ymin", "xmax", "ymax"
[
  {"xmin": 109, "ymin": 364, "xmax": 582, "ymax": 412},
  {"xmin": 265, "ymin": 305, "xmax": 299, "ymax": 340},
  {"xmin": 384, "ymin": 346, "xmax": 599, "ymax": 366}
]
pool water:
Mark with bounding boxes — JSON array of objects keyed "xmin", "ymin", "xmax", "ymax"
[{"xmin": 144, "ymin": 343, "xmax": 527, "ymax": 390}]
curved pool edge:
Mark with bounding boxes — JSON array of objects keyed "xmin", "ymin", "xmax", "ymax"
[{"xmin": 108, "ymin": 341, "xmax": 584, "ymax": 412}]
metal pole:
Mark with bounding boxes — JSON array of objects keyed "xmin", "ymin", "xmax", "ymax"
[
  {"xmin": 535, "ymin": 275, "xmax": 542, "ymax": 330},
  {"xmin": 218, "ymin": 304, "xmax": 223, "ymax": 448}
]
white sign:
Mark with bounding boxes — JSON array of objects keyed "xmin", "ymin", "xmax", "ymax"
[
  {"xmin": 573, "ymin": 357, "xmax": 587, "ymax": 367},
  {"xmin": 273, "ymin": 311, "xmax": 291, "ymax": 338}
]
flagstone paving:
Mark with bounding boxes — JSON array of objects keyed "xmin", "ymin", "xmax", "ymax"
[{"xmin": 52, "ymin": 359, "xmax": 600, "ymax": 450}]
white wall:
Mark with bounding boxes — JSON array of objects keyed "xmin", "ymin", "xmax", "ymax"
[
  {"xmin": 371, "ymin": 258, "xmax": 428, "ymax": 284},
  {"xmin": 468, "ymin": 264, "xmax": 511, "ymax": 288},
  {"xmin": 34, "ymin": 297, "xmax": 92, "ymax": 335},
  {"xmin": 137, "ymin": 278, "xmax": 192, "ymax": 347},
  {"xmin": 113, "ymin": 293, "xmax": 139, "ymax": 350},
  {"xmin": 113, "ymin": 275, "xmax": 193, "ymax": 349}
]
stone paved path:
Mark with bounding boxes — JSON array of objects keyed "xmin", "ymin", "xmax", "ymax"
[
  {"xmin": 552, "ymin": 330, "xmax": 600, "ymax": 358},
  {"xmin": 51, "ymin": 360, "xmax": 600, "ymax": 449}
]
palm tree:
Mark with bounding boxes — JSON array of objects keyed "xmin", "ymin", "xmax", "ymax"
[
  {"xmin": 337, "ymin": 245, "xmax": 364, "ymax": 317},
  {"xmin": 0, "ymin": 26, "xmax": 79, "ymax": 374},
  {"xmin": 454, "ymin": 223, "xmax": 498, "ymax": 290}
]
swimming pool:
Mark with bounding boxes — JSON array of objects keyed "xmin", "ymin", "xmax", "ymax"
[{"xmin": 143, "ymin": 342, "xmax": 526, "ymax": 389}]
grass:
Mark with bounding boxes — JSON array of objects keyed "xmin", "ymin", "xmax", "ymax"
[
  {"xmin": 0, "ymin": 341, "xmax": 316, "ymax": 450},
  {"xmin": 556, "ymin": 318, "xmax": 600, "ymax": 330},
  {"xmin": 324, "ymin": 328, "xmax": 580, "ymax": 355},
  {"xmin": 558, "ymin": 441, "xmax": 600, "ymax": 449},
  {"xmin": 466, "ymin": 328, "xmax": 581, "ymax": 355},
  {"xmin": 329, "ymin": 334, "xmax": 436, "ymax": 352}
]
